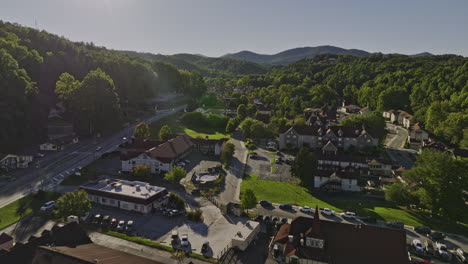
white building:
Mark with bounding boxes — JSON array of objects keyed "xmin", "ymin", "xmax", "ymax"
[
  {"xmin": 0, "ymin": 153, "xmax": 33, "ymax": 171},
  {"xmin": 408, "ymin": 123, "xmax": 429, "ymax": 143},
  {"xmin": 314, "ymin": 171, "xmax": 361, "ymax": 192},
  {"xmin": 40, "ymin": 135, "xmax": 79, "ymax": 151},
  {"xmin": 80, "ymin": 178, "xmax": 168, "ymax": 214},
  {"xmin": 121, "ymin": 135, "xmax": 226, "ymax": 174},
  {"xmin": 279, "ymin": 125, "xmax": 379, "ymax": 151}
]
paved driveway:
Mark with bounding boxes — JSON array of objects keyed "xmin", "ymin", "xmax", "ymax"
[{"xmin": 246, "ymin": 147, "xmax": 296, "ymax": 183}]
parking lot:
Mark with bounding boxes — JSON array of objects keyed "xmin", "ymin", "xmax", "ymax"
[
  {"xmin": 87, "ymin": 196, "xmax": 251, "ymax": 259},
  {"xmin": 247, "ymin": 145, "xmax": 296, "ymax": 182}
]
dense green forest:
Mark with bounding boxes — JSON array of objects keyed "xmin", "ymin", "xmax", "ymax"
[
  {"xmin": 0, "ymin": 21, "xmax": 205, "ymax": 151},
  {"xmin": 225, "ymin": 54, "xmax": 468, "ymax": 148},
  {"xmin": 122, "ymin": 51, "xmax": 270, "ymax": 77}
]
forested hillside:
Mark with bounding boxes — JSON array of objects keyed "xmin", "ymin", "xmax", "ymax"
[
  {"xmin": 0, "ymin": 21, "xmax": 205, "ymax": 151},
  {"xmin": 222, "ymin": 45, "xmax": 370, "ymax": 65},
  {"xmin": 229, "ymin": 53, "xmax": 468, "ymax": 148},
  {"xmin": 122, "ymin": 51, "xmax": 270, "ymax": 77}
]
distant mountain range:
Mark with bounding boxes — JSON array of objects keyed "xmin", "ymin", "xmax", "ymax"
[
  {"xmin": 122, "ymin": 51, "xmax": 270, "ymax": 77},
  {"xmin": 122, "ymin": 46, "xmax": 435, "ymax": 76},
  {"xmin": 222, "ymin": 45, "xmax": 433, "ymax": 65}
]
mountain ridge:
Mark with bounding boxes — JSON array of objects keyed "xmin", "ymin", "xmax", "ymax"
[{"xmin": 221, "ymin": 45, "xmax": 434, "ymax": 65}]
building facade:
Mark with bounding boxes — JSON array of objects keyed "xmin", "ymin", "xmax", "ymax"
[
  {"xmin": 0, "ymin": 153, "xmax": 33, "ymax": 171},
  {"xmin": 272, "ymin": 213, "xmax": 408, "ymax": 264},
  {"xmin": 278, "ymin": 125, "xmax": 379, "ymax": 151},
  {"xmin": 81, "ymin": 178, "xmax": 168, "ymax": 214}
]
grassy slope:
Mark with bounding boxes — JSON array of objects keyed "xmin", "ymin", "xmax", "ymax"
[
  {"xmin": 241, "ymin": 174, "xmax": 468, "ymax": 234},
  {"xmin": 0, "ymin": 192, "xmax": 61, "ymax": 230},
  {"xmin": 149, "ymin": 113, "xmax": 229, "ymax": 140}
]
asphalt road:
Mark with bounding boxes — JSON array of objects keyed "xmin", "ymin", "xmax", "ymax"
[
  {"xmin": 384, "ymin": 123, "xmax": 417, "ymax": 169},
  {"xmin": 0, "ymin": 106, "xmax": 186, "ymax": 209},
  {"xmin": 216, "ymin": 130, "xmax": 247, "ymax": 204}
]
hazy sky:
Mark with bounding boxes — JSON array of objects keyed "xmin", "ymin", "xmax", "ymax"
[{"xmin": 1, "ymin": 0, "xmax": 467, "ymax": 57}]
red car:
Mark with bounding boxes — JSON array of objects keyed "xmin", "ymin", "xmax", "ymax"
[{"xmin": 110, "ymin": 218, "xmax": 118, "ymax": 229}]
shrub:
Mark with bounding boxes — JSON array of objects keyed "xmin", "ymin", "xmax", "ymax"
[
  {"xmin": 186, "ymin": 209, "xmax": 203, "ymax": 222},
  {"xmin": 168, "ymin": 192, "xmax": 186, "ymax": 210}
]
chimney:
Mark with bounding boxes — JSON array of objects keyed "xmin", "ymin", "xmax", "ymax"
[
  {"xmin": 288, "ymin": 235, "xmax": 294, "ymax": 243},
  {"xmin": 355, "ymin": 129, "xmax": 359, "ymax": 135},
  {"xmin": 300, "ymin": 239, "xmax": 304, "ymax": 246}
]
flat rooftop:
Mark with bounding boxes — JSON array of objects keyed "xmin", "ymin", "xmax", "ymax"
[{"xmin": 81, "ymin": 178, "xmax": 166, "ymax": 200}]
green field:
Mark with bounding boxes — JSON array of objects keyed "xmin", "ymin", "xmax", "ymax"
[
  {"xmin": 0, "ymin": 191, "xmax": 61, "ymax": 230},
  {"xmin": 149, "ymin": 113, "xmax": 229, "ymax": 140},
  {"xmin": 241, "ymin": 174, "xmax": 468, "ymax": 234}
]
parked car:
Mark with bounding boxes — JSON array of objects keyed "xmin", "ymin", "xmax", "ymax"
[
  {"xmin": 110, "ymin": 218, "xmax": 118, "ymax": 229},
  {"xmin": 455, "ymin": 248, "xmax": 468, "ymax": 264},
  {"xmin": 191, "ymin": 188, "xmax": 200, "ymax": 195},
  {"xmin": 279, "ymin": 204, "xmax": 292, "ymax": 210},
  {"xmin": 412, "ymin": 239, "xmax": 424, "ymax": 253},
  {"xmin": 414, "ymin": 226, "xmax": 431, "ymax": 235},
  {"xmin": 263, "ymin": 215, "xmax": 271, "ymax": 222},
  {"xmin": 299, "ymin": 206, "xmax": 313, "ymax": 213},
  {"xmin": 281, "ymin": 217, "xmax": 288, "ymax": 224},
  {"xmin": 276, "ymin": 151, "xmax": 282, "ymax": 156},
  {"xmin": 340, "ymin": 211, "xmax": 356, "ymax": 219},
  {"xmin": 275, "ymin": 158, "xmax": 281, "ymax": 164},
  {"xmin": 100, "ymin": 215, "xmax": 110, "ymax": 227},
  {"xmin": 35, "ymin": 153, "xmax": 45, "ymax": 158},
  {"xmin": 171, "ymin": 231, "xmax": 179, "ymax": 245},
  {"xmin": 321, "ymin": 208, "xmax": 335, "ymax": 216},
  {"xmin": 181, "ymin": 234, "xmax": 189, "ymax": 247},
  {"xmin": 184, "ymin": 160, "xmax": 190, "ymax": 164},
  {"xmin": 424, "ymin": 240, "xmax": 435, "ymax": 256},
  {"xmin": 170, "ymin": 209, "xmax": 182, "ymax": 217},
  {"xmin": 40, "ymin": 201, "xmax": 55, "ymax": 211},
  {"xmin": 429, "ymin": 231, "xmax": 445, "ymax": 241},
  {"xmin": 272, "ymin": 216, "xmax": 279, "ymax": 223},
  {"xmin": 116, "ymin": 220, "xmax": 125, "ymax": 232},
  {"xmin": 201, "ymin": 241, "xmax": 209, "ymax": 254},
  {"xmin": 435, "ymin": 242, "xmax": 450, "ymax": 259},
  {"xmin": 249, "ymin": 152, "xmax": 258, "ymax": 159},
  {"xmin": 259, "ymin": 200, "xmax": 272, "ymax": 207},
  {"xmin": 386, "ymin": 221, "xmax": 404, "ymax": 229},
  {"xmin": 125, "ymin": 220, "xmax": 133, "ymax": 233},
  {"xmin": 253, "ymin": 215, "xmax": 263, "ymax": 222},
  {"xmin": 92, "ymin": 214, "xmax": 102, "ymax": 225}
]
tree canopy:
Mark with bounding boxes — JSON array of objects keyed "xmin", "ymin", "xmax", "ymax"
[
  {"xmin": 403, "ymin": 150, "xmax": 468, "ymax": 220},
  {"xmin": 134, "ymin": 122, "xmax": 151, "ymax": 140},
  {"xmin": 55, "ymin": 190, "xmax": 91, "ymax": 218}
]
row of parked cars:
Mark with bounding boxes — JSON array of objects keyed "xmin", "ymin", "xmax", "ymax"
[
  {"xmin": 159, "ymin": 207, "xmax": 184, "ymax": 217},
  {"xmin": 90, "ymin": 214, "xmax": 133, "ymax": 233}
]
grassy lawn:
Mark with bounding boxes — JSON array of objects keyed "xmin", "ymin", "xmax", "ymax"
[
  {"xmin": 61, "ymin": 160, "xmax": 99, "ymax": 186},
  {"xmin": 149, "ymin": 113, "xmax": 229, "ymax": 140},
  {"xmin": 0, "ymin": 191, "xmax": 61, "ymax": 230},
  {"xmin": 242, "ymin": 174, "xmax": 468, "ymax": 235}
]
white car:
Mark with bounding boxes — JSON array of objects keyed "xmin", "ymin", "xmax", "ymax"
[
  {"xmin": 181, "ymin": 234, "xmax": 189, "ymax": 247},
  {"xmin": 40, "ymin": 201, "xmax": 55, "ymax": 211},
  {"xmin": 321, "ymin": 208, "xmax": 335, "ymax": 216},
  {"xmin": 412, "ymin": 239, "xmax": 424, "ymax": 253},
  {"xmin": 435, "ymin": 242, "xmax": 450, "ymax": 258},
  {"xmin": 116, "ymin": 220, "xmax": 125, "ymax": 232},
  {"xmin": 340, "ymin": 211, "xmax": 356, "ymax": 219},
  {"xmin": 299, "ymin": 206, "xmax": 313, "ymax": 213},
  {"xmin": 176, "ymin": 162, "xmax": 185, "ymax": 167}
]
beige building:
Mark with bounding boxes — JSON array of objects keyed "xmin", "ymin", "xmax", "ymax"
[{"xmin": 80, "ymin": 178, "xmax": 168, "ymax": 214}]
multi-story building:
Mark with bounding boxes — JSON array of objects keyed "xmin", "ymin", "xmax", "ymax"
[
  {"xmin": 278, "ymin": 125, "xmax": 379, "ymax": 151},
  {"xmin": 120, "ymin": 134, "xmax": 226, "ymax": 174},
  {"xmin": 271, "ymin": 212, "xmax": 408, "ymax": 264},
  {"xmin": 80, "ymin": 178, "xmax": 168, "ymax": 214}
]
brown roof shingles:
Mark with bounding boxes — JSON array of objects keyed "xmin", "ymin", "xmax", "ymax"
[{"xmin": 273, "ymin": 216, "xmax": 408, "ymax": 264}]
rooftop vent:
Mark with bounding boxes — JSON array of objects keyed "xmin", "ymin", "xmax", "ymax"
[
  {"xmin": 288, "ymin": 235, "xmax": 294, "ymax": 243},
  {"xmin": 300, "ymin": 238, "xmax": 304, "ymax": 246}
]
